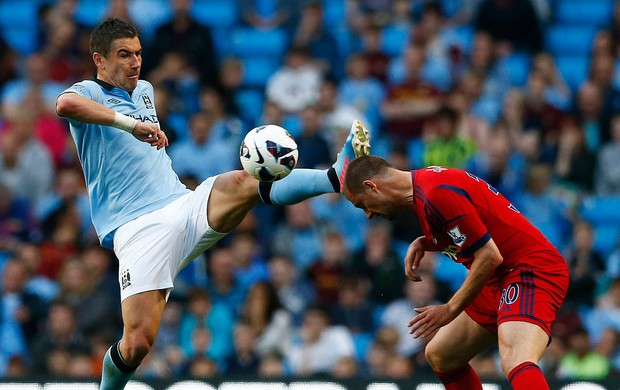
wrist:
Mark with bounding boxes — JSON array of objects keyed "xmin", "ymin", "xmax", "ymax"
[{"xmin": 113, "ymin": 112, "xmax": 137, "ymax": 133}]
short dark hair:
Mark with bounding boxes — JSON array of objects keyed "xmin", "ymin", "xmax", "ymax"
[
  {"xmin": 90, "ymin": 17, "xmax": 138, "ymax": 57},
  {"xmin": 434, "ymin": 106, "xmax": 458, "ymax": 126},
  {"xmin": 344, "ymin": 155, "xmax": 392, "ymax": 195}
]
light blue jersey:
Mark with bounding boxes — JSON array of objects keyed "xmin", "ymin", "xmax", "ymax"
[{"xmin": 61, "ymin": 79, "xmax": 189, "ymax": 248}]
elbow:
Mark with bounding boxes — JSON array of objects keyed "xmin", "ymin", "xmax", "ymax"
[
  {"xmin": 491, "ymin": 253, "xmax": 503, "ymax": 269},
  {"xmin": 56, "ymin": 94, "xmax": 75, "ymax": 118}
]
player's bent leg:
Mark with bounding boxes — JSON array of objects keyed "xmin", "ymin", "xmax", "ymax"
[
  {"xmin": 425, "ymin": 311, "xmax": 497, "ymax": 390},
  {"xmin": 498, "ymin": 321, "xmax": 550, "ymax": 389},
  {"xmin": 208, "ymin": 170, "xmax": 262, "ymax": 233},
  {"xmin": 100, "ymin": 289, "xmax": 167, "ymax": 390}
]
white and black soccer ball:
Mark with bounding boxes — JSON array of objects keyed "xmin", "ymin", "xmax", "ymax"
[{"xmin": 240, "ymin": 124, "xmax": 298, "ymax": 182}]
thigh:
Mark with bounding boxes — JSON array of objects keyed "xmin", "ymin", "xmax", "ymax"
[
  {"xmin": 121, "ymin": 289, "xmax": 167, "ymax": 339},
  {"xmin": 498, "ymin": 321, "xmax": 549, "ymax": 375},
  {"xmin": 207, "ymin": 170, "xmax": 261, "ymax": 233},
  {"xmin": 425, "ymin": 310, "xmax": 498, "ymax": 371}
]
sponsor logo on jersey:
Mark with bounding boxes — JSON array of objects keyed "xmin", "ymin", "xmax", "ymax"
[
  {"xmin": 107, "ymin": 98, "xmax": 122, "ymax": 104},
  {"xmin": 426, "ymin": 166, "xmax": 447, "ymax": 173},
  {"xmin": 141, "ymin": 93, "xmax": 154, "ymax": 109},
  {"xmin": 447, "ymin": 226, "xmax": 467, "ymax": 247}
]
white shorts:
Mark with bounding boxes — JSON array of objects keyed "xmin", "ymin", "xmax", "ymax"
[{"xmin": 113, "ymin": 176, "xmax": 228, "ymax": 302}]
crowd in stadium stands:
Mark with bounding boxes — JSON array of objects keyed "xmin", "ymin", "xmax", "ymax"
[{"xmin": 2, "ymin": 0, "xmax": 620, "ymax": 382}]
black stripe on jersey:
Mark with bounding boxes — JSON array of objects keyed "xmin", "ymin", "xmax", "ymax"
[
  {"xmin": 436, "ymin": 184, "xmax": 474, "ymax": 203},
  {"xmin": 459, "ymin": 232, "xmax": 491, "ymax": 257}
]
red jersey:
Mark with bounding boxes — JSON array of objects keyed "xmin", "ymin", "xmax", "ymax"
[{"xmin": 412, "ymin": 167, "xmax": 565, "ymax": 283}]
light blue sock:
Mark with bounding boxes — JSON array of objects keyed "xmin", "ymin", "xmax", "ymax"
[
  {"xmin": 100, "ymin": 341, "xmax": 136, "ymax": 390},
  {"xmin": 260, "ymin": 168, "xmax": 339, "ymax": 205}
]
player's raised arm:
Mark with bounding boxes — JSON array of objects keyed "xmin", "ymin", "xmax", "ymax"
[{"xmin": 56, "ymin": 92, "xmax": 167, "ymax": 149}]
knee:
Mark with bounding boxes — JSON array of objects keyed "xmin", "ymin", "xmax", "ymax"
[
  {"xmin": 121, "ymin": 330, "xmax": 157, "ymax": 365},
  {"xmin": 499, "ymin": 349, "xmax": 528, "ymax": 377},
  {"xmin": 425, "ymin": 341, "xmax": 449, "ymax": 371}
]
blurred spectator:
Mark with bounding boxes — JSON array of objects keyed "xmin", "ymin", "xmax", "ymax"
[
  {"xmin": 14, "ymin": 243, "xmax": 59, "ymax": 303},
  {"xmin": 554, "ymin": 116, "xmax": 596, "ymax": 192},
  {"xmin": 348, "ymin": 220, "xmax": 405, "ymax": 304},
  {"xmin": 30, "ymin": 301, "xmax": 89, "ymax": 374},
  {"xmin": 588, "ymin": 279, "xmax": 620, "ymax": 344},
  {"xmin": 286, "ymin": 304, "xmax": 355, "ymax": 376},
  {"xmin": 563, "ymin": 221, "xmax": 606, "ymax": 309},
  {"xmin": 148, "ymin": 52, "xmax": 200, "ymax": 119},
  {"xmin": 266, "ymin": 46, "xmax": 322, "ymax": 114},
  {"xmin": 316, "ymin": 78, "xmax": 366, "ymax": 147},
  {"xmin": 0, "ymin": 185, "xmax": 35, "ymax": 249},
  {"xmin": 575, "ymin": 82, "xmax": 609, "ymax": 153},
  {"xmin": 268, "ymin": 255, "xmax": 316, "ymax": 325},
  {"xmin": 332, "ymin": 355, "xmax": 358, "ymax": 378},
  {"xmin": 0, "ymin": 35, "xmax": 16, "ymax": 90},
  {"xmin": 446, "ymin": 88, "xmax": 491, "ymax": 154},
  {"xmin": 257, "ymin": 352, "xmax": 286, "ymax": 377},
  {"xmin": 239, "ymin": 0, "xmax": 300, "ymax": 30},
  {"xmin": 596, "ymin": 113, "xmax": 620, "ymax": 195},
  {"xmin": 1, "ymin": 53, "xmax": 65, "ymax": 119},
  {"xmin": 226, "ymin": 320, "xmax": 260, "ymax": 375},
  {"xmin": 273, "ymin": 201, "xmax": 325, "ymax": 271},
  {"xmin": 0, "ymin": 115, "xmax": 55, "ymax": 206},
  {"xmin": 469, "ymin": 349, "xmax": 502, "ymax": 380},
  {"xmin": 360, "ymin": 26, "xmax": 391, "ymax": 83},
  {"xmin": 186, "ymin": 355, "xmax": 218, "ymax": 378},
  {"xmin": 381, "ymin": 272, "xmax": 440, "ymax": 358},
  {"xmin": 513, "ymin": 163, "xmax": 570, "ymax": 248},
  {"xmin": 523, "ymin": 70, "xmax": 565, "ymax": 143},
  {"xmin": 422, "ymin": 105, "xmax": 476, "ymax": 168},
  {"xmin": 474, "ymin": 0, "xmax": 543, "ymax": 53},
  {"xmin": 198, "ymin": 86, "xmax": 244, "ymax": 147},
  {"xmin": 179, "ymin": 287, "xmax": 234, "ymax": 366},
  {"xmin": 310, "ymin": 191, "xmax": 369, "ymax": 252},
  {"xmin": 292, "ymin": 1, "xmax": 340, "ymax": 77},
  {"xmin": 329, "ymin": 275, "xmax": 374, "ymax": 334},
  {"xmin": 295, "ymin": 105, "xmax": 332, "ymax": 169},
  {"xmin": 362, "ymin": 326, "xmax": 400, "ymax": 377},
  {"xmin": 557, "ymin": 327, "xmax": 610, "ymax": 380},
  {"xmin": 145, "ymin": 0, "xmax": 217, "ymax": 86},
  {"xmin": 338, "ymin": 53, "xmax": 385, "ymax": 131},
  {"xmin": 238, "ymin": 281, "xmax": 292, "ymax": 357},
  {"xmin": 381, "ymin": 43, "xmax": 442, "ymax": 139},
  {"xmin": 230, "ymin": 232, "xmax": 269, "ymax": 289},
  {"xmin": 56, "ymin": 259, "xmax": 119, "ymax": 337},
  {"xmin": 39, "ymin": 16, "xmax": 83, "ymax": 84},
  {"xmin": 466, "ymin": 124, "xmax": 526, "ymax": 201},
  {"xmin": 306, "ymin": 231, "xmax": 349, "ymax": 305},
  {"xmin": 206, "ymin": 247, "xmax": 246, "ymax": 315},
  {"xmin": 168, "ymin": 112, "xmax": 237, "ymax": 180},
  {"xmin": 37, "ymin": 203, "xmax": 81, "ymax": 280},
  {"xmin": 532, "ymin": 52, "xmax": 571, "ymax": 110},
  {"xmin": 152, "ymin": 85, "xmax": 179, "ymax": 144},
  {"xmin": 35, "ymin": 167, "xmax": 91, "ymax": 238}
]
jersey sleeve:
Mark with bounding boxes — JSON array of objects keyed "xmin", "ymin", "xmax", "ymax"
[
  {"xmin": 426, "ymin": 185, "xmax": 491, "ymax": 257},
  {"xmin": 59, "ymin": 81, "xmax": 96, "ymax": 100}
]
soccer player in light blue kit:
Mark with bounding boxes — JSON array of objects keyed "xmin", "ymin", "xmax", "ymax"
[{"xmin": 56, "ymin": 18, "xmax": 370, "ymax": 389}]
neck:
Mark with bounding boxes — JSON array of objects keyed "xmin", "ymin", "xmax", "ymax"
[{"xmin": 391, "ymin": 169, "xmax": 415, "ymax": 207}]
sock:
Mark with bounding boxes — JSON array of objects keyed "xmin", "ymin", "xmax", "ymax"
[
  {"xmin": 508, "ymin": 361, "xmax": 549, "ymax": 390},
  {"xmin": 100, "ymin": 341, "xmax": 137, "ymax": 390},
  {"xmin": 434, "ymin": 364, "xmax": 483, "ymax": 390},
  {"xmin": 259, "ymin": 168, "xmax": 339, "ymax": 205}
]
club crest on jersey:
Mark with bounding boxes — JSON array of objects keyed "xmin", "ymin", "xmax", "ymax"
[
  {"xmin": 447, "ymin": 226, "xmax": 467, "ymax": 247},
  {"xmin": 141, "ymin": 94, "xmax": 154, "ymax": 109}
]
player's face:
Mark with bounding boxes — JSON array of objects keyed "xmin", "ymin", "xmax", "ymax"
[
  {"xmin": 345, "ymin": 189, "xmax": 398, "ymax": 221},
  {"xmin": 96, "ymin": 37, "xmax": 142, "ymax": 92}
]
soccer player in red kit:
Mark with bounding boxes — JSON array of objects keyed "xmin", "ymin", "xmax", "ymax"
[{"xmin": 343, "ymin": 155, "xmax": 569, "ymax": 390}]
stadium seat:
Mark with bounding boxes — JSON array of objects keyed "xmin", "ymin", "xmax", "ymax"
[
  {"xmin": 555, "ymin": 0, "xmax": 613, "ymax": 27},
  {"xmin": 191, "ymin": 0, "xmax": 238, "ymax": 28},
  {"xmin": 241, "ymin": 57, "xmax": 280, "ymax": 88},
  {"xmin": 323, "ymin": 0, "xmax": 347, "ymax": 28},
  {"xmin": 556, "ymin": 55, "xmax": 589, "ymax": 92},
  {"xmin": 128, "ymin": 0, "xmax": 172, "ymax": 42},
  {"xmin": 352, "ymin": 332, "xmax": 374, "ymax": 361},
  {"xmin": 381, "ymin": 25, "xmax": 410, "ymax": 57},
  {"xmin": 74, "ymin": 0, "xmax": 109, "ymax": 28},
  {"xmin": 0, "ymin": 0, "xmax": 38, "ymax": 29},
  {"xmin": 545, "ymin": 25, "xmax": 597, "ymax": 56},
  {"xmin": 235, "ymin": 89, "xmax": 264, "ymax": 123},
  {"xmin": 441, "ymin": 25, "xmax": 474, "ymax": 55},
  {"xmin": 579, "ymin": 196, "xmax": 620, "ymax": 225},
  {"xmin": 593, "ymin": 224, "xmax": 620, "ymax": 256},
  {"xmin": 1, "ymin": 27, "xmax": 38, "ymax": 54},
  {"xmin": 229, "ymin": 27, "xmax": 288, "ymax": 58},
  {"xmin": 498, "ymin": 53, "xmax": 531, "ymax": 87}
]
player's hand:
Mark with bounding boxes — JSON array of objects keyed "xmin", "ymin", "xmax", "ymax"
[
  {"xmin": 132, "ymin": 122, "xmax": 169, "ymax": 149},
  {"xmin": 407, "ymin": 304, "xmax": 457, "ymax": 339},
  {"xmin": 404, "ymin": 237, "xmax": 427, "ymax": 281}
]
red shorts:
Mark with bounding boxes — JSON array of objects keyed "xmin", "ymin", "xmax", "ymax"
[{"xmin": 464, "ymin": 263, "xmax": 569, "ymax": 336}]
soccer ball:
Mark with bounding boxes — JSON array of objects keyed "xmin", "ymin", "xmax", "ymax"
[{"xmin": 240, "ymin": 124, "xmax": 298, "ymax": 182}]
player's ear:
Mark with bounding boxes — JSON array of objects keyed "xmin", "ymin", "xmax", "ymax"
[
  {"xmin": 93, "ymin": 52, "xmax": 104, "ymax": 69},
  {"xmin": 362, "ymin": 180, "xmax": 377, "ymax": 191}
]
